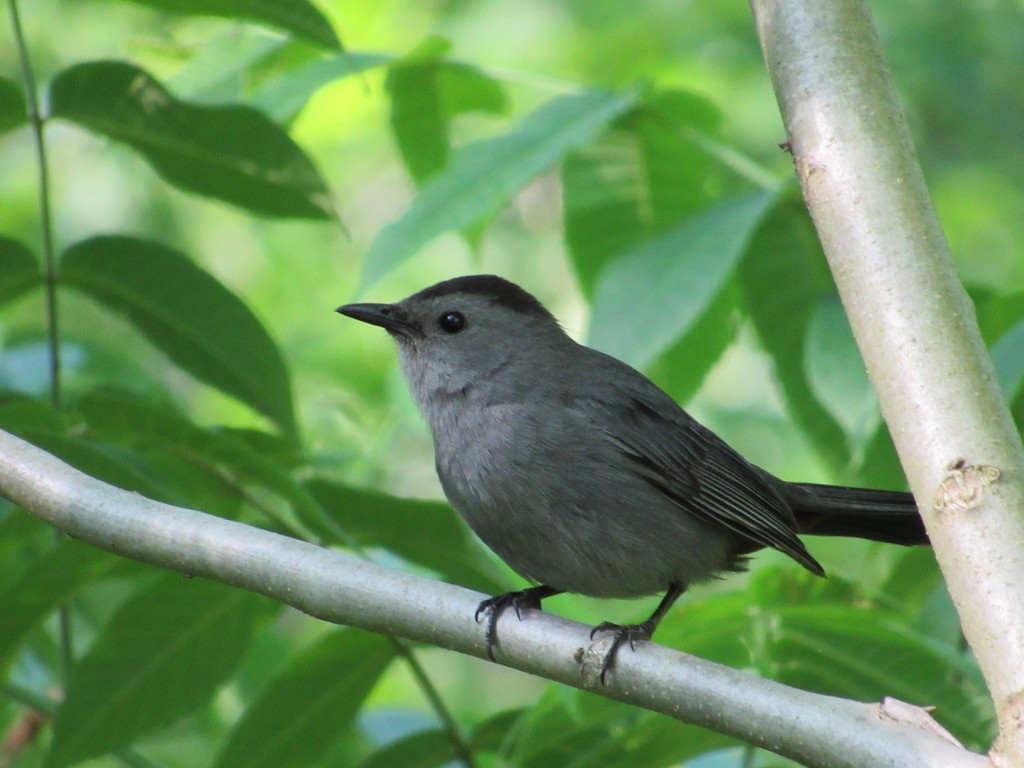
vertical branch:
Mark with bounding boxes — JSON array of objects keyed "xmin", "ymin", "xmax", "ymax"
[{"xmin": 749, "ymin": 1, "xmax": 1024, "ymax": 764}]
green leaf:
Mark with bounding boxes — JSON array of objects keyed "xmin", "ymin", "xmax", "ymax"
[
  {"xmin": 357, "ymin": 730, "xmax": 453, "ymax": 768},
  {"xmin": 118, "ymin": 0, "xmax": 341, "ymax": 50},
  {"xmin": 740, "ymin": 194, "xmax": 850, "ymax": 474},
  {"xmin": 213, "ymin": 629, "xmax": 394, "ymax": 768},
  {"xmin": 307, "ymin": 479, "xmax": 508, "ymax": 594},
  {"xmin": 0, "ymin": 77, "xmax": 27, "ymax": 133},
  {"xmin": 563, "ymin": 89, "xmax": 724, "ymax": 295},
  {"xmin": 991, "ymin": 318, "xmax": 1024, "ymax": 401},
  {"xmin": 248, "ymin": 51, "xmax": 392, "ymax": 124},
  {"xmin": 48, "ymin": 61, "xmax": 333, "ymax": 219},
  {"xmin": 386, "ymin": 37, "xmax": 508, "ymax": 185},
  {"xmin": 47, "ymin": 576, "xmax": 264, "ymax": 768},
  {"xmin": 770, "ymin": 605, "xmax": 994, "ymax": 749},
  {"xmin": 0, "ymin": 539, "xmax": 125, "ymax": 670},
  {"xmin": 804, "ymin": 295, "xmax": 880, "ymax": 454},
  {"xmin": 61, "ymin": 236, "xmax": 298, "ymax": 440},
  {"xmin": 589, "ymin": 191, "xmax": 775, "ymax": 371},
  {"xmin": 645, "ymin": 277, "xmax": 740, "ymax": 404},
  {"xmin": 76, "ymin": 389, "xmax": 328, "ymax": 536},
  {"xmin": 363, "ymin": 87, "xmax": 639, "ymax": 288},
  {"xmin": 0, "ymin": 236, "xmax": 41, "ymax": 307}
]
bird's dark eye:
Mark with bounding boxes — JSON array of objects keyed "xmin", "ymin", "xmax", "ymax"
[{"xmin": 438, "ymin": 311, "xmax": 465, "ymax": 333}]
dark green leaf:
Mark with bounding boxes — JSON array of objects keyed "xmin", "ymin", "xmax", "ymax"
[
  {"xmin": 804, "ymin": 295, "xmax": 879, "ymax": 453},
  {"xmin": 645, "ymin": 277, "xmax": 740, "ymax": 404},
  {"xmin": 363, "ymin": 88, "xmax": 638, "ymax": 288},
  {"xmin": 307, "ymin": 478, "xmax": 508, "ymax": 593},
  {"xmin": 386, "ymin": 37, "xmax": 508, "ymax": 185},
  {"xmin": 357, "ymin": 730, "xmax": 453, "ymax": 768},
  {"xmin": 589, "ymin": 191, "xmax": 775, "ymax": 371},
  {"xmin": 47, "ymin": 576, "xmax": 264, "ymax": 768},
  {"xmin": 61, "ymin": 236, "xmax": 298, "ymax": 440},
  {"xmin": 740, "ymin": 194, "xmax": 849, "ymax": 474},
  {"xmin": 770, "ymin": 605, "xmax": 993, "ymax": 749},
  {"xmin": 76, "ymin": 389, "xmax": 328, "ymax": 536},
  {"xmin": 564, "ymin": 89, "xmax": 723, "ymax": 295},
  {"xmin": 0, "ymin": 77, "xmax": 27, "ymax": 133},
  {"xmin": 119, "ymin": 0, "xmax": 340, "ymax": 49},
  {"xmin": 213, "ymin": 629, "xmax": 394, "ymax": 768},
  {"xmin": 0, "ymin": 539, "xmax": 126, "ymax": 670},
  {"xmin": 49, "ymin": 61, "xmax": 333, "ymax": 219},
  {"xmin": 248, "ymin": 52, "xmax": 391, "ymax": 123},
  {"xmin": 0, "ymin": 236, "xmax": 40, "ymax": 307}
]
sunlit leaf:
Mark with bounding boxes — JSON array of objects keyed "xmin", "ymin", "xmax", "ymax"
[
  {"xmin": 0, "ymin": 236, "xmax": 40, "ymax": 307},
  {"xmin": 564, "ymin": 89, "xmax": 724, "ymax": 295},
  {"xmin": 307, "ymin": 479, "xmax": 508, "ymax": 593},
  {"xmin": 47, "ymin": 576, "xmax": 265, "ymax": 768},
  {"xmin": 387, "ymin": 36, "xmax": 508, "ymax": 185},
  {"xmin": 61, "ymin": 236, "xmax": 298, "ymax": 440},
  {"xmin": 248, "ymin": 51, "xmax": 391, "ymax": 123},
  {"xmin": 49, "ymin": 61, "xmax": 334, "ymax": 219},
  {"xmin": 213, "ymin": 629, "xmax": 394, "ymax": 768},
  {"xmin": 118, "ymin": 0, "xmax": 341, "ymax": 49},
  {"xmin": 589, "ymin": 191, "xmax": 775, "ymax": 371},
  {"xmin": 363, "ymin": 87, "xmax": 638, "ymax": 288},
  {"xmin": 0, "ymin": 77, "xmax": 27, "ymax": 133},
  {"xmin": 740, "ymin": 194, "xmax": 849, "ymax": 474}
]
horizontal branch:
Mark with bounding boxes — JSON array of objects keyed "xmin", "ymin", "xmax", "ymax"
[{"xmin": 0, "ymin": 428, "xmax": 984, "ymax": 768}]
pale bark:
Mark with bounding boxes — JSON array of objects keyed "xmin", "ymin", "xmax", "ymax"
[{"xmin": 750, "ymin": 2, "xmax": 1024, "ymax": 765}]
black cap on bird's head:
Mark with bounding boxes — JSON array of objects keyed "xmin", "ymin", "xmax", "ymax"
[{"xmin": 335, "ymin": 275, "xmax": 557, "ymax": 340}]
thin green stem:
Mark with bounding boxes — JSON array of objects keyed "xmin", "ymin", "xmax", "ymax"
[
  {"xmin": 6, "ymin": 0, "xmax": 60, "ymax": 407},
  {"xmin": 209, "ymin": 468, "xmax": 477, "ymax": 768},
  {"xmin": 7, "ymin": 0, "xmax": 72, "ymax": 679}
]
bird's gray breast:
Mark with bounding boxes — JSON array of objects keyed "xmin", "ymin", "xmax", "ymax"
[{"xmin": 428, "ymin": 395, "xmax": 736, "ymax": 598}]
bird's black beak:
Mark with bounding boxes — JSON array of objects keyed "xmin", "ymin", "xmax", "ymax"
[{"xmin": 335, "ymin": 302, "xmax": 423, "ymax": 337}]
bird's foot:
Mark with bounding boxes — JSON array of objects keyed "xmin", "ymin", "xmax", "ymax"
[
  {"xmin": 475, "ymin": 587, "xmax": 553, "ymax": 660},
  {"xmin": 589, "ymin": 618, "xmax": 657, "ymax": 684}
]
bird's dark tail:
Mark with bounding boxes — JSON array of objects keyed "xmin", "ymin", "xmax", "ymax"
[{"xmin": 784, "ymin": 483, "xmax": 929, "ymax": 546}]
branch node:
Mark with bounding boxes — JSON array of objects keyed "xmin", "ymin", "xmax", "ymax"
[
  {"xmin": 933, "ymin": 458, "xmax": 1000, "ymax": 513},
  {"xmin": 877, "ymin": 697, "xmax": 963, "ymax": 747}
]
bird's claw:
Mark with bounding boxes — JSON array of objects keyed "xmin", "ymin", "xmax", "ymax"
[
  {"xmin": 475, "ymin": 589, "xmax": 545, "ymax": 661},
  {"xmin": 589, "ymin": 621, "xmax": 654, "ymax": 684}
]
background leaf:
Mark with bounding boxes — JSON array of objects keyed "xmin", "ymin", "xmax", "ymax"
[
  {"xmin": 117, "ymin": 0, "xmax": 341, "ymax": 49},
  {"xmin": 564, "ymin": 89, "xmax": 725, "ymax": 295},
  {"xmin": 61, "ymin": 236, "xmax": 298, "ymax": 440},
  {"xmin": 307, "ymin": 478, "xmax": 508, "ymax": 593},
  {"xmin": 588, "ymin": 191, "xmax": 775, "ymax": 370},
  {"xmin": 362, "ymin": 87, "xmax": 638, "ymax": 288},
  {"xmin": 48, "ymin": 61, "xmax": 334, "ymax": 219},
  {"xmin": 0, "ymin": 77, "xmax": 27, "ymax": 133},
  {"xmin": 386, "ymin": 37, "xmax": 508, "ymax": 185},
  {"xmin": 47, "ymin": 576, "xmax": 265, "ymax": 768},
  {"xmin": 740, "ymin": 194, "xmax": 851, "ymax": 474},
  {"xmin": 0, "ymin": 236, "xmax": 40, "ymax": 307},
  {"xmin": 213, "ymin": 629, "xmax": 394, "ymax": 768},
  {"xmin": 249, "ymin": 51, "xmax": 391, "ymax": 123}
]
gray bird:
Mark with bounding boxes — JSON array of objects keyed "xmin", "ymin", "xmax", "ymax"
[{"xmin": 337, "ymin": 275, "xmax": 926, "ymax": 680}]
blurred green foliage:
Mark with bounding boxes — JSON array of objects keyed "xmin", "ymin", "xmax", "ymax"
[{"xmin": 0, "ymin": 0, "xmax": 1020, "ymax": 765}]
